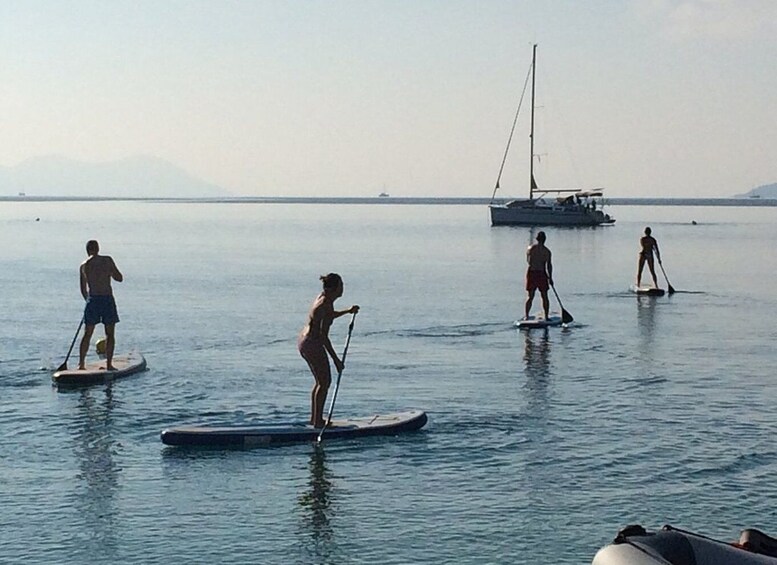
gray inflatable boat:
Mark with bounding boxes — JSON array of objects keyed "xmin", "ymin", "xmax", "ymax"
[{"xmin": 593, "ymin": 525, "xmax": 777, "ymax": 565}]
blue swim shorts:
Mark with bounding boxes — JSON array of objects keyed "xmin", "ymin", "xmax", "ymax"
[{"xmin": 84, "ymin": 295, "xmax": 120, "ymax": 326}]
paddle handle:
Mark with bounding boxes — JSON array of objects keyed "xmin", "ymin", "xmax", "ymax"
[
  {"xmin": 338, "ymin": 313, "xmax": 356, "ymax": 369},
  {"xmin": 659, "ymin": 261, "xmax": 675, "ymax": 294},
  {"xmin": 318, "ymin": 311, "xmax": 357, "ymax": 442},
  {"xmin": 57, "ymin": 316, "xmax": 85, "ymax": 372}
]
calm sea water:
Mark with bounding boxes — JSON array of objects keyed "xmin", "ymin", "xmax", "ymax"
[{"xmin": 1, "ymin": 201, "xmax": 776, "ymax": 564}]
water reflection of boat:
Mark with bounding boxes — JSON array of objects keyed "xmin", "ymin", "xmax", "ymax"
[{"xmin": 488, "ymin": 44, "xmax": 615, "ymax": 227}]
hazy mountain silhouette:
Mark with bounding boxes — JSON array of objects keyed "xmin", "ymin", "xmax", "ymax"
[
  {"xmin": 0, "ymin": 155, "xmax": 230, "ymax": 197},
  {"xmin": 736, "ymin": 182, "xmax": 777, "ymax": 198}
]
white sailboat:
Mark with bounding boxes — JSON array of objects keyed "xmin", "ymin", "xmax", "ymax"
[{"xmin": 488, "ymin": 44, "xmax": 615, "ymax": 227}]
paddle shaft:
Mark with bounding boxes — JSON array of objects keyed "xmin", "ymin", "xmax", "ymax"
[
  {"xmin": 56, "ymin": 316, "xmax": 85, "ymax": 372},
  {"xmin": 658, "ymin": 261, "xmax": 675, "ymax": 294},
  {"xmin": 317, "ymin": 311, "xmax": 357, "ymax": 443},
  {"xmin": 550, "ymin": 284, "xmax": 574, "ymax": 324}
]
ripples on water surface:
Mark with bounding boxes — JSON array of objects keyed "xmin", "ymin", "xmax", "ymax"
[{"xmin": 1, "ymin": 202, "xmax": 777, "ymax": 564}]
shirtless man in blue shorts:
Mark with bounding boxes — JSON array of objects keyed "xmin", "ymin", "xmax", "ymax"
[{"xmin": 79, "ymin": 240, "xmax": 123, "ymax": 370}]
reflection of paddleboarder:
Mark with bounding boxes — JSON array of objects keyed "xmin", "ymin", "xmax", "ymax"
[
  {"xmin": 523, "ymin": 329, "xmax": 551, "ymax": 378},
  {"xmin": 637, "ymin": 227, "xmax": 662, "ymax": 288},
  {"xmin": 298, "ymin": 446, "xmax": 334, "ymax": 551},
  {"xmin": 73, "ymin": 387, "xmax": 120, "ymax": 559},
  {"xmin": 524, "ymin": 231, "xmax": 553, "ymax": 320}
]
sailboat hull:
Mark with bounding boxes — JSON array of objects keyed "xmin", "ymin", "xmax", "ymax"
[{"xmin": 490, "ymin": 201, "xmax": 615, "ymax": 226}]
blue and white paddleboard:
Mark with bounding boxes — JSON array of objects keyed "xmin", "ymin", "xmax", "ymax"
[
  {"xmin": 52, "ymin": 352, "xmax": 147, "ymax": 387},
  {"xmin": 515, "ymin": 314, "xmax": 563, "ymax": 329},
  {"xmin": 630, "ymin": 285, "xmax": 665, "ymax": 296},
  {"xmin": 161, "ymin": 409, "xmax": 428, "ymax": 448}
]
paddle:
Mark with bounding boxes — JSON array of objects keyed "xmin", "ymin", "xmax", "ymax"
[
  {"xmin": 550, "ymin": 284, "xmax": 574, "ymax": 324},
  {"xmin": 658, "ymin": 261, "xmax": 676, "ymax": 295},
  {"xmin": 317, "ymin": 311, "xmax": 357, "ymax": 443},
  {"xmin": 56, "ymin": 316, "xmax": 84, "ymax": 372}
]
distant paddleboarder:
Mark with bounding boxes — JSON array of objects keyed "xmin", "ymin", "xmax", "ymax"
[
  {"xmin": 637, "ymin": 227, "xmax": 662, "ymax": 288},
  {"xmin": 524, "ymin": 231, "xmax": 553, "ymax": 320},
  {"xmin": 298, "ymin": 273, "xmax": 359, "ymax": 429},
  {"xmin": 79, "ymin": 240, "xmax": 123, "ymax": 371}
]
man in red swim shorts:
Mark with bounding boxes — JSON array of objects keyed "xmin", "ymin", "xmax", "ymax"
[{"xmin": 525, "ymin": 231, "xmax": 553, "ymax": 320}]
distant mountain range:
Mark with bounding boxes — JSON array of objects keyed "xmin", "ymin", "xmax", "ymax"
[
  {"xmin": 736, "ymin": 182, "xmax": 777, "ymax": 198},
  {"xmin": 0, "ymin": 155, "xmax": 231, "ymax": 197}
]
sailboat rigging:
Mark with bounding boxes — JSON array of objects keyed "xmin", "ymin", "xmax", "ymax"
[{"xmin": 488, "ymin": 44, "xmax": 615, "ymax": 227}]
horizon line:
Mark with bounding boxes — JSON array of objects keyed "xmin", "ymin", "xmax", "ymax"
[{"xmin": 1, "ymin": 195, "xmax": 776, "ymax": 207}]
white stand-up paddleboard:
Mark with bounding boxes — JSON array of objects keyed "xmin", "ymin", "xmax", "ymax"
[
  {"xmin": 630, "ymin": 285, "xmax": 665, "ymax": 296},
  {"xmin": 161, "ymin": 409, "xmax": 428, "ymax": 448},
  {"xmin": 52, "ymin": 352, "xmax": 147, "ymax": 387},
  {"xmin": 515, "ymin": 314, "xmax": 564, "ymax": 329}
]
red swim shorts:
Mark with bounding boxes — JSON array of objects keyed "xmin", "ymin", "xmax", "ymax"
[{"xmin": 526, "ymin": 270, "xmax": 549, "ymax": 292}]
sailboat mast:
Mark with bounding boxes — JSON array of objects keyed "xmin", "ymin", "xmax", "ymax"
[{"xmin": 529, "ymin": 43, "xmax": 537, "ymax": 200}]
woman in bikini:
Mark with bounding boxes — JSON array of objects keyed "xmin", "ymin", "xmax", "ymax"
[
  {"xmin": 298, "ymin": 273, "xmax": 359, "ymax": 428},
  {"xmin": 637, "ymin": 226, "xmax": 662, "ymax": 288}
]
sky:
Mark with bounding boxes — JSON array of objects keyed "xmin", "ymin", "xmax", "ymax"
[{"xmin": 1, "ymin": 0, "xmax": 776, "ymax": 198}]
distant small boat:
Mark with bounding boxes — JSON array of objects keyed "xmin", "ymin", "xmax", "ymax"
[
  {"xmin": 488, "ymin": 44, "xmax": 615, "ymax": 227},
  {"xmin": 18, "ymin": 192, "xmax": 26, "ymax": 197},
  {"xmin": 378, "ymin": 192, "xmax": 390, "ymax": 198},
  {"xmin": 593, "ymin": 524, "xmax": 777, "ymax": 565}
]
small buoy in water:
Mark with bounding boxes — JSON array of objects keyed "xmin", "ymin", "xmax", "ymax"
[
  {"xmin": 35, "ymin": 218, "xmax": 40, "ymax": 222},
  {"xmin": 95, "ymin": 338, "xmax": 107, "ymax": 355}
]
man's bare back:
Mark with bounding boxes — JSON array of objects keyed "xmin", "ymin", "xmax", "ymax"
[
  {"xmin": 527, "ymin": 243, "xmax": 551, "ymax": 272},
  {"xmin": 81, "ymin": 255, "xmax": 122, "ymax": 298}
]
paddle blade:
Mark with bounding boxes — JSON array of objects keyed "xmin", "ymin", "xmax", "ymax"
[
  {"xmin": 659, "ymin": 262, "xmax": 675, "ymax": 294},
  {"xmin": 550, "ymin": 284, "xmax": 573, "ymax": 325},
  {"xmin": 55, "ymin": 361, "xmax": 67, "ymax": 372}
]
